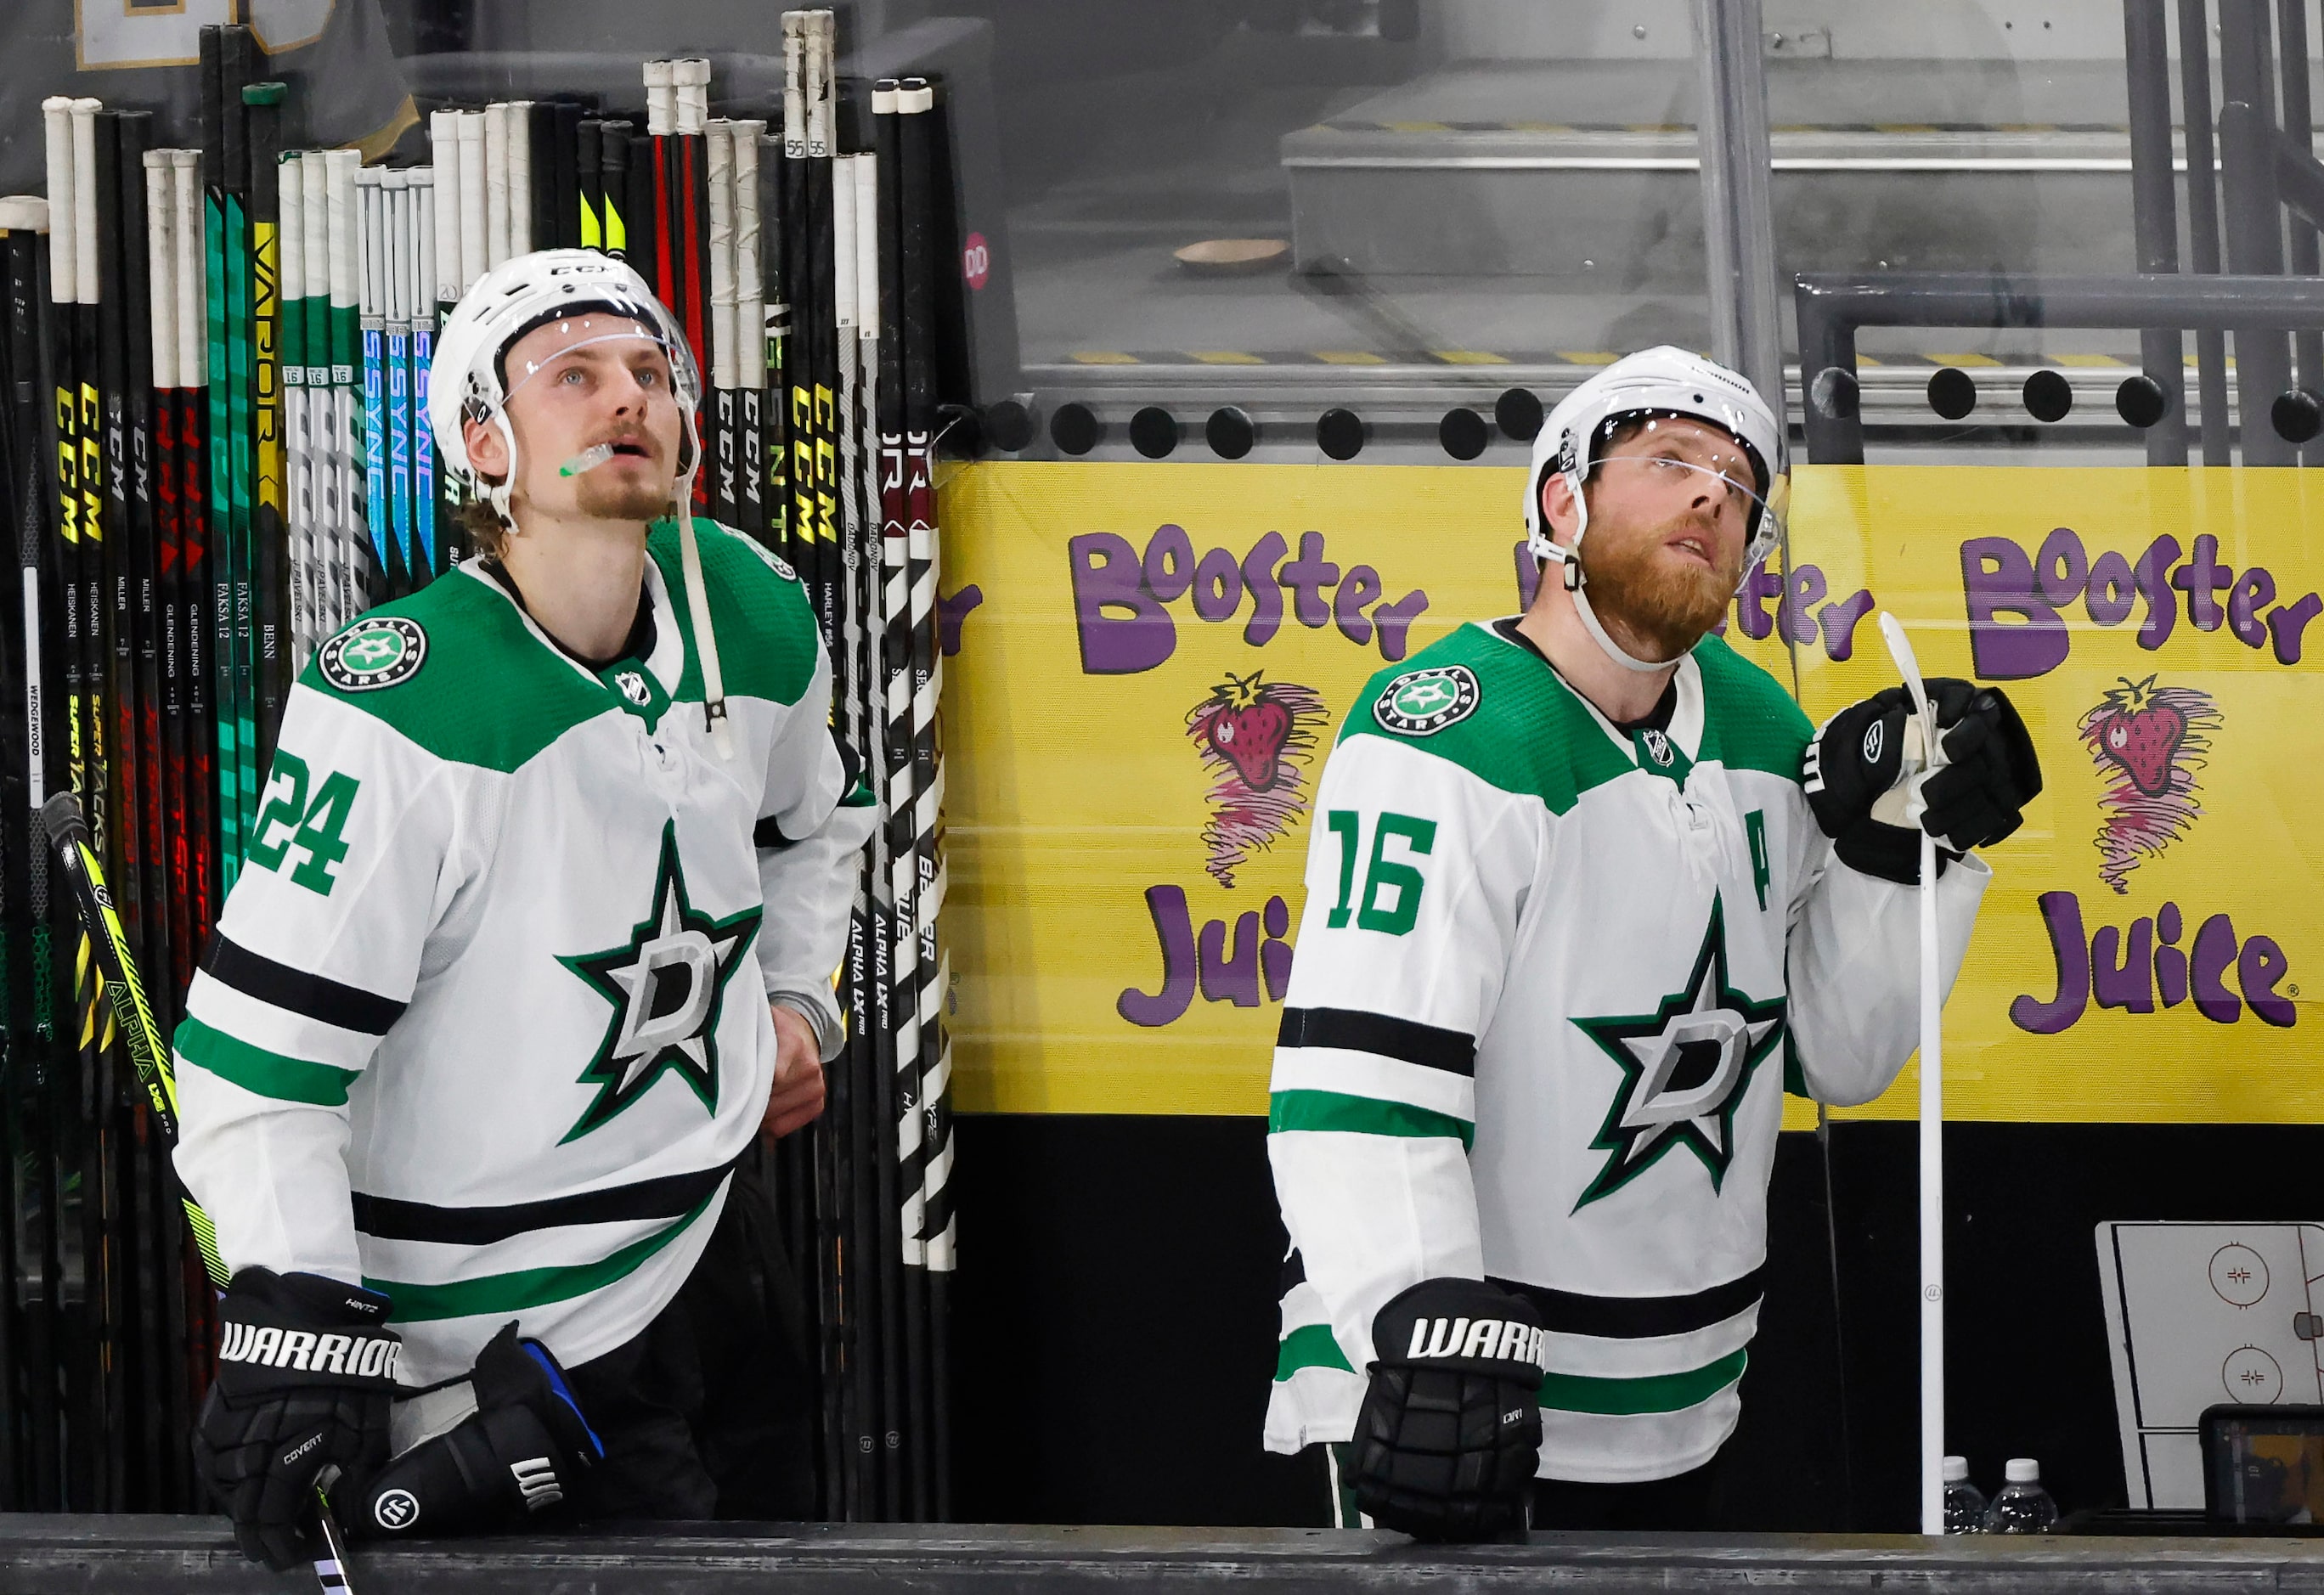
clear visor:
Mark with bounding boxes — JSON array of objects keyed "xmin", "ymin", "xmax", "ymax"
[
  {"xmin": 1588, "ymin": 417, "xmax": 1788, "ymax": 578},
  {"xmin": 499, "ymin": 315, "xmax": 699, "ymax": 414}
]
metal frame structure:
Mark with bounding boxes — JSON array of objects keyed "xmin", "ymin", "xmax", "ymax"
[{"xmin": 1796, "ymin": 269, "xmax": 2324, "ymax": 462}]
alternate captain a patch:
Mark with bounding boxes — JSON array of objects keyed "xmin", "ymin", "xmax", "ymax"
[
  {"xmin": 319, "ymin": 617, "xmax": 428, "ymax": 692},
  {"xmin": 1570, "ymin": 896, "xmax": 1785, "ymax": 1209},
  {"xmin": 557, "ymin": 821, "xmax": 763, "ymax": 1144},
  {"xmin": 1373, "ymin": 664, "xmax": 1481, "ymax": 736}
]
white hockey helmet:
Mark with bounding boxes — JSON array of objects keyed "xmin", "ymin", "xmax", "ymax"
[
  {"xmin": 429, "ymin": 248, "xmax": 701, "ymax": 524},
  {"xmin": 428, "ymin": 249, "xmax": 736, "ymax": 754},
  {"xmin": 1523, "ymin": 346, "xmax": 1789, "ymax": 671}
]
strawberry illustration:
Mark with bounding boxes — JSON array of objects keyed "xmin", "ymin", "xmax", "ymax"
[
  {"xmin": 2087, "ymin": 674, "xmax": 2188, "ymax": 798},
  {"xmin": 1203, "ymin": 671, "xmax": 1294, "ymax": 790}
]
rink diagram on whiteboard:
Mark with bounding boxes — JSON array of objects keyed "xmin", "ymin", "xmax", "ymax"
[{"xmin": 2099, "ymin": 1221, "xmax": 2324, "ymax": 1508}]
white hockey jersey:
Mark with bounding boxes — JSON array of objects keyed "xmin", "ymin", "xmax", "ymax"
[
  {"xmin": 1265, "ymin": 620, "xmax": 1988, "ymax": 1483},
  {"xmin": 173, "ymin": 519, "xmax": 876, "ymax": 1384}
]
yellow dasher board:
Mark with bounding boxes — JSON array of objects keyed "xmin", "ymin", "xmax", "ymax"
[{"xmin": 937, "ymin": 462, "xmax": 2324, "ymax": 1124}]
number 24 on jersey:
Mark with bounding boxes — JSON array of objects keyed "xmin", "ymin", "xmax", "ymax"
[{"xmin": 245, "ymin": 752, "xmax": 362, "ymax": 896}]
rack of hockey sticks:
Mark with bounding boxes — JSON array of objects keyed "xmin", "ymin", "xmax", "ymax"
[{"xmin": 0, "ymin": 94, "xmax": 220, "ymax": 1515}]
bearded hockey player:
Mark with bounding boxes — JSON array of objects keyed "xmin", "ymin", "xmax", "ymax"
[
  {"xmin": 172, "ymin": 250, "xmax": 873, "ymax": 1566},
  {"xmin": 1265, "ymin": 347, "xmax": 2042, "ymax": 1537}
]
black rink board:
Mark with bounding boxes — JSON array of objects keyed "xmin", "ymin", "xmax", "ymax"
[{"xmin": 946, "ymin": 1115, "xmax": 2324, "ymax": 1532}]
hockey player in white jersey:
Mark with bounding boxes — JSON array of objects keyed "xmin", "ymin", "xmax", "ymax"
[
  {"xmin": 174, "ymin": 250, "xmax": 874, "ymax": 1565},
  {"xmin": 1265, "ymin": 348, "xmax": 2041, "ymax": 1537}
]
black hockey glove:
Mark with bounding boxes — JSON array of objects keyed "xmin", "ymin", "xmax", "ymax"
[
  {"xmin": 1802, "ymin": 679, "xmax": 2042, "ymax": 885},
  {"xmin": 1348, "ymin": 1277, "xmax": 1544, "ymax": 1541},
  {"xmin": 349, "ymin": 1321, "xmax": 605, "ymax": 1541},
  {"xmin": 192, "ymin": 1268, "xmax": 400, "ymax": 1570}
]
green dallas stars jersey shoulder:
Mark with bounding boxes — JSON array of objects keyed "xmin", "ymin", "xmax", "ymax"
[
  {"xmin": 1338, "ymin": 623, "xmax": 1812, "ymax": 814},
  {"xmin": 169, "ymin": 516, "xmax": 874, "ymax": 1388},
  {"xmin": 302, "ymin": 517, "xmax": 822, "ymax": 772},
  {"xmin": 1266, "ymin": 617, "xmax": 1984, "ymax": 1485}
]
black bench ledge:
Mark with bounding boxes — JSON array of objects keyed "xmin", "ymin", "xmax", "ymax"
[{"xmin": 6, "ymin": 1516, "xmax": 2324, "ymax": 1593}]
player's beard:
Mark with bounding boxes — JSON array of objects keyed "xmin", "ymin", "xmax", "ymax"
[{"xmin": 1578, "ymin": 512, "xmax": 1744, "ymax": 661}]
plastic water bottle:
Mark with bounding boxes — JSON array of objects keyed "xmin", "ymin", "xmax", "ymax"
[
  {"xmin": 1943, "ymin": 1455, "xmax": 1987, "ymax": 1534},
  {"xmin": 1981, "ymin": 1457, "xmax": 2059, "ymax": 1534}
]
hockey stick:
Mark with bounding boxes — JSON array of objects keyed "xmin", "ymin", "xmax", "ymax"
[
  {"xmin": 1876, "ymin": 611, "xmax": 1947, "ymax": 1536},
  {"xmin": 217, "ymin": 40, "xmax": 257, "ymax": 876},
  {"xmin": 147, "ymin": 150, "xmax": 192, "ymax": 1004},
  {"xmin": 676, "ymin": 61, "xmax": 714, "ymax": 513},
  {"xmin": 411, "ymin": 167, "xmax": 438, "ymax": 587},
  {"xmin": 172, "ymin": 149, "xmax": 214, "ymax": 993},
  {"xmin": 279, "ymin": 151, "xmax": 310, "ymax": 670},
  {"xmin": 42, "ymin": 790, "xmax": 354, "ymax": 1582},
  {"xmin": 4, "ymin": 192, "xmax": 63, "ymax": 1509},
  {"xmin": 195, "ymin": 32, "xmax": 240, "ymax": 884},
  {"xmin": 356, "ymin": 168, "xmax": 390, "ymax": 604},
  {"xmin": 708, "ymin": 120, "xmax": 738, "ymax": 527},
  {"xmin": 507, "ymin": 103, "xmax": 535, "ymax": 261},
  {"xmin": 732, "ymin": 121, "xmax": 767, "ymax": 547},
  {"xmin": 298, "ymin": 153, "xmax": 333, "ymax": 642},
  {"xmin": 872, "ymin": 76, "xmax": 930, "ymax": 1519},
  {"xmin": 381, "ymin": 169, "xmax": 414, "ymax": 599},
  {"xmin": 324, "ymin": 153, "xmax": 362, "ymax": 633},
  {"xmin": 243, "ymin": 84, "xmax": 288, "ymax": 777},
  {"xmin": 897, "ymin": 75, "xmax": 956, "ymax": 1519},
  {"xmin": 483, "ymin": 104, "xmax": 512, "ymax": 275}
]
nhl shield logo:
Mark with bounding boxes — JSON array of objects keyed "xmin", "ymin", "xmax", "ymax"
[
  {"xmin": 616, "ymin": 669, "xmax": 652, "ymax": 707},
  {"xmin": 1640, "ymin": 728, "xmax": 1675, "ymax": 767},
  {"xmin": 1374, "ymin": 665, "xmax": 1481, "ymax": 737},
  {"xmin": 319, "ymin": 617, "xmax": 427, "ymax": 693}
]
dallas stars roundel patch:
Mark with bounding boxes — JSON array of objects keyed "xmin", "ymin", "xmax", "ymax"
[
  {"xmin": 1374, "ymin": 664, "xmax": 1481, "ymax": 736},
  {"xmin": 319, "ymin": 617, "xmax": 428, "ymax": 692}
]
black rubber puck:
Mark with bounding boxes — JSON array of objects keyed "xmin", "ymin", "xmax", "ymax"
[
  {"xmin": 1439, "ymin": 406, "xmax": 1488, "ymax": 460},
  {"xmin": 1206, "ymin": 405, "xmax": 1256, "ymax": 459},
  {"xmin": 1130, "ymin": 405, "xmax": 1180, "ymax": 459},
  {"xmin": 1808, "ymin": 365, "xmax": 1859, "ymax": 421},
  {"xmin": 1316, "ymin": 407, "xmax": 1365, "ymax": 460},
  {"xmin": 1926, "ymin": 366, "xmax": 1977, "ymax": 421},
  {"xmin": 2115, "ymin": 375, "xmax": 2169, "ymax": 430},
  {"xmin": 2275, "ymin": 387, "xmax": 2324, "ymax": 443},
  {"xmin": 2022, "ymin": 369, "xmax": 2073, "ymax": 423},
  {"xmin": 1494, "ymin": 386, "xmax": 1544, "ymax": 441},
  {"xmin": 1051, "ymin": 402, "xmax": 1103, "ymax": 456},
  {"xmin": 984, "ymin": 397, "xmax": 1038, "ymax": 453}
]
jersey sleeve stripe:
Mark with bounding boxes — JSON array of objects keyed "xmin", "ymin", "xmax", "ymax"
[
  {"xmin": 202, "ymin": 932, "xmax": 409, "ymax": 1035},
  {"xmin": 1267, "ymin": 1088, "xmax": 1475, "ymax": 1147},
  {"xmin": 1270, "ymin": 1045, "xmax": 1475, "ymax": 1123},
  {"xmin": 1492, "ymin": 1265, "xmax": 1766, "ymax": 1339},
  {"xmin": 352, "ymin": 1158, "xmax": 738, "ymax": 1244},
  {"xmin": 1277, "ymin": 1006, "xmax": 1477, "ymax": 1076},
  {"xmin": 1537, "ymin": 1347, "xmax": 1748, "ymax": 1416},
  {"xmin": 1275, "ymin": 1321, "xmax": 1356, "ymax": 1379},
  {"xmin": 364, "ymin": 1184, "xmax": 721, "ymax": 1322},
  {"xmin": 176, "ymin": 1015, "xmax": 364, "ymax": 1107}
]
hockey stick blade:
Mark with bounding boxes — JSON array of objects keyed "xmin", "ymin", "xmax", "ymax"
[{"xmin": 37, "ymin": 790, "xmax": 228, "ymax": 1289}]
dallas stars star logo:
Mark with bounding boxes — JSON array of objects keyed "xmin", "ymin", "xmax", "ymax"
[
  {"xmin": 556, "ymin": 821, "xmax": 761, "ymax": 1144},
  {"xmin": 1570, "ymin": 897, "xmax": 1785, "ymax": 1209}
]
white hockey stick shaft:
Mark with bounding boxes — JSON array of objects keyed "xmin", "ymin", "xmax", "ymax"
[{"xmin": 1877, "ymin": 610, "xmax": 1945, "ymax": 1536}]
